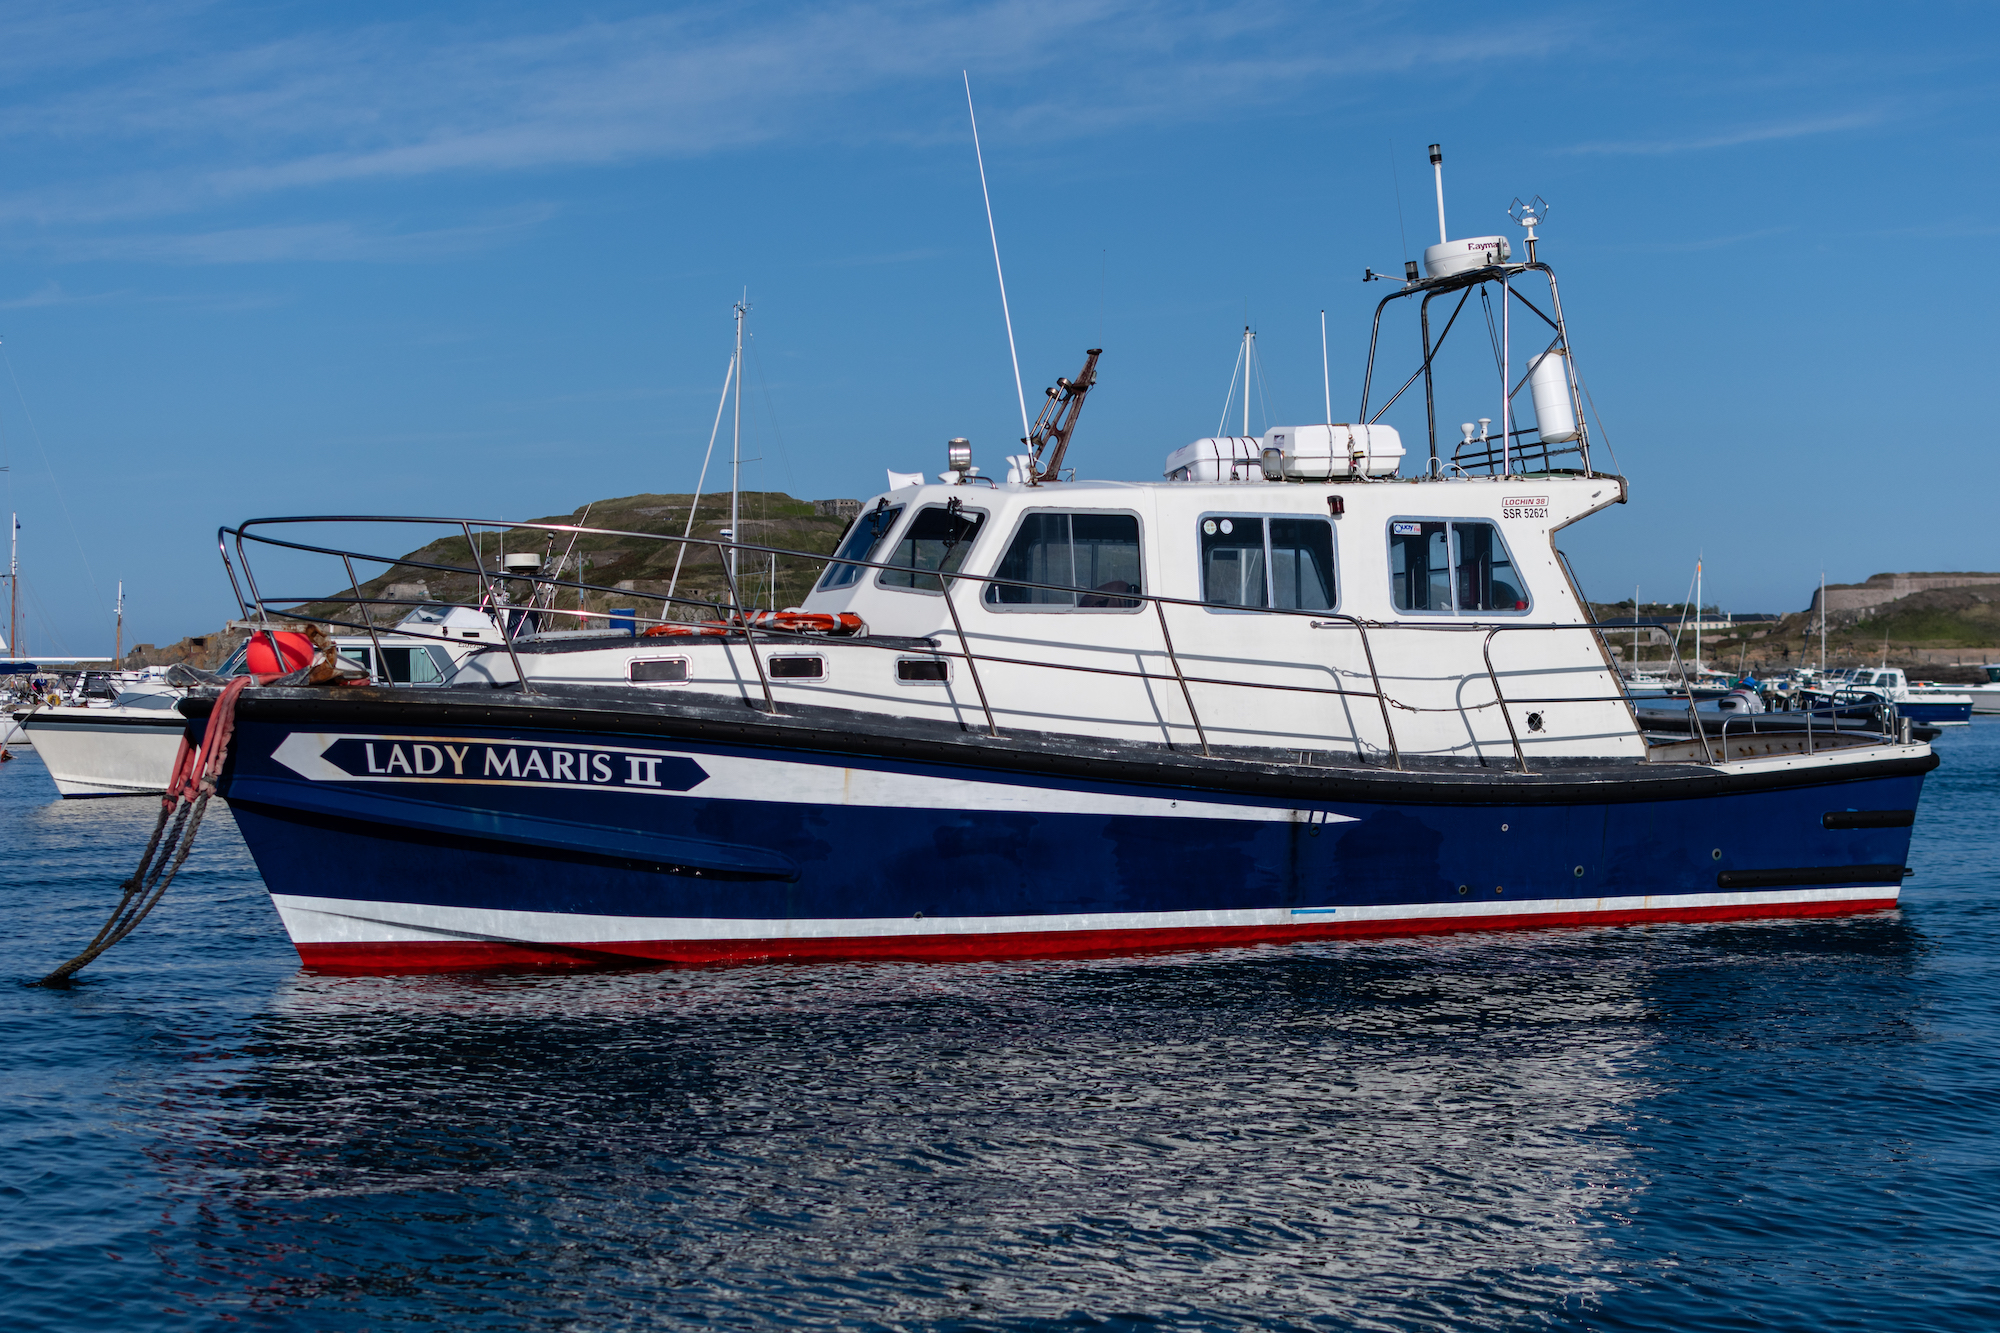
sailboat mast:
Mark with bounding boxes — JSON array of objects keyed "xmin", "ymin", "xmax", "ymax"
[
  {"xmin": 1819, "ymin": 571, "xmax": 1827, "ymax": 672},
  {"xmin": 1695, "ymin": 562, "xmax": 1702, "ymax": 673},
  {"xmin": 8, "ymin": 513, "xmax": 16, "ymax": 661},
  {"xmin": 114, "ymin": 581, "xmax": 123, "ymax": 663},
  {"xmin": 730, "ymin": 297, "xmax": 745, "ymax": 590}
]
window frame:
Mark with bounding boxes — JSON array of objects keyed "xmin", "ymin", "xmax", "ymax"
[
  {"xmin": 628, "ymin": 656, "xmax": 691, "ymax": 685},
  {"xmin": 895, "ymin": 656, "xmax": 952, "ymax": 685},
  {"xmin": 1196, "ymin": 511, "xmax": 1340, "ymax": 615},
  {"xmin": 872, "ymin": 503, "xmax": 990, "ymax": 598},
  {"xmin": 815, "ymin": 501, "xmax": 908, "ymax": 593},
  {"xmin": 1384, "ymin": 515, "xmax": 1533, "ymax": 618},
  {"xmin": 766, "ymin": 654, "xmax": 828, "ymax": 682},
  {"xmin": 980, "ymin": 507, "xmax": 1149, "ymax": 614}
]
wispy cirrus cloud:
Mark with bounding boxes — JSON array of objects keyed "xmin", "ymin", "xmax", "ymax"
[
  {"xmin": 1562, "ymin": 109, "xmax": 1887, "ymax": 156},
  {"xmin": 36, "ymin": 205, "xmax": 559, "ymax": 264},
  {"xmin": 0, "ymin": 0, "xmax": 1599, "ymax": 237}
]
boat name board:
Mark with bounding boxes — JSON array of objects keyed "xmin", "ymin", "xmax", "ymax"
[
  {"xmin": 265, "ymin": 731, "xmax": 1364, "ymax": 824},
  {"xmin": 287, "ymin": 734, "xmax": 710, "ymax": 793},
  {"xmin": 1501, "ymin": 496, "xmax": 1549, "ymax": 520}
]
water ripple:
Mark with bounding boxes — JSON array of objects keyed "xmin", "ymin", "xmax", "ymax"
[{"xmin": 2, "ymin": 730, "xmax": 1997, "ymax": 1331}]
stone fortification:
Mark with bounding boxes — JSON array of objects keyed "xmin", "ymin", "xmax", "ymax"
[{"xmin": 1806, "ymin": 572, "xmax": 2000, "ymax": 616}]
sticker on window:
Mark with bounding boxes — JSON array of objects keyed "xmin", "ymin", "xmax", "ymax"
[{"xmin": 1392, "ymin": 521, "xmax": 1422, "ymax": 535}]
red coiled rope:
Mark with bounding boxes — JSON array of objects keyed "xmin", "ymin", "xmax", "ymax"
[{"xmin": 36, "ymin": 676, "xmax": 252, "ymax": 987}]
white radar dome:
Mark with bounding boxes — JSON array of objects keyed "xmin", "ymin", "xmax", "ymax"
[{"xmin": 1422, "ymin": 236, "xmax": 1511, "ymax": 279}]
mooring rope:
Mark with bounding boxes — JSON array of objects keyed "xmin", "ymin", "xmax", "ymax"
[{"xmin": 36, "ymin": 676, "xmax": 251, "ymax": 987}]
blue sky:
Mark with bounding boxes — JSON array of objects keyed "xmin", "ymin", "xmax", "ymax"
[{"xmin": 0, "ymin": 0, "xmax": 1993, "ymax": 654}]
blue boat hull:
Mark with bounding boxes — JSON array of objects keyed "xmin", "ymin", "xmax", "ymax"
[
  {"xmin": 1900, "ymin": 700, "xmax": 1973, "ymax": 725},
  {"xmin": 210, "ymin": 710, "xmax": 1932, "ymax": 971}
]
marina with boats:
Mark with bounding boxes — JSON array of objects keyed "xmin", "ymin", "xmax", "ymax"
[
  {"xmin": 0, "ymin": 149, "xmax": 1976, "ymax": 977},
  {"xmin": 15, "ymin": 160, "xmax": 1912, "ymax": 974}
]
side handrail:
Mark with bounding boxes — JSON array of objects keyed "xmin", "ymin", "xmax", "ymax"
[
  {"xmin": 1152, "ymin": 597, "xmax": 1210, "ymax": 758},
  {"xmin": 460, "ymin": 521, "xmax": 535, "ymax": 696},
  {"xmin": 1481, "ymin": 629, "xmax": 1530, "ymax": 774},
  {"xmin": 218, "ymin": 514, "xmax": 1859, "ymax": 767}
]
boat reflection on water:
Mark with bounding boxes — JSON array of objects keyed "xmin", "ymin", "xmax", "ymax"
[{"xmin": 130, "ymin": 920, "xmax": 1926, "ymax": 1327}]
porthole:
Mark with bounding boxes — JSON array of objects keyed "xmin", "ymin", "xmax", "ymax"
[
  {"xmin": 897, "ymin": 658, "xmax": 950, "ymax": 684},
  {"xmin": 1574, "ymin": 865, "xmax": 1586, "ymax": 877},
  {"xmin": 1712, "ymin": 848, "xmax": 1723, "ymax": 860}
]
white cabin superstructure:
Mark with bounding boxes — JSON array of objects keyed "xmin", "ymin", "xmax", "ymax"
[{"xmin": 453, "ymin": 469, "xmax": 1636, "ymax": 768}]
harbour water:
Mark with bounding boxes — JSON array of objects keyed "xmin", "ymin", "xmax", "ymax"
[{"xmin": 2, "ymin": 727, "xmax": 1996, "ymax": 1331}]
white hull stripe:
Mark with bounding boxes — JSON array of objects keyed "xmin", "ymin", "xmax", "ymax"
[
  {"xmin": 268, "ymin": 730, "xmax": 1357, "ymax": 824},
  {"xmin": 271, "ymin": 884, "xmax": 1902, "ymax": 947}
]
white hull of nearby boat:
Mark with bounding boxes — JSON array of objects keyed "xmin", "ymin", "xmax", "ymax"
[
  {"xmin": 0, "ymin": 714, "xmax": 29, "ymax": 747},
  {"xmin": 23, "ymin": 704, "xmax": 185, "ymax": 797},
  {"xmin": 1961, "ymin": 685, "xmax": 2000, "ymax": 714}
]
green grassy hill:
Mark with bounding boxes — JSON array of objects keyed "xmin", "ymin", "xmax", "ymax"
[{"xmin": 295, "ymin": 490, "xmax": 857, "ymax": 631}]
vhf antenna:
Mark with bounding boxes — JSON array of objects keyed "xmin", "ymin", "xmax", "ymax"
[
  {"xmin": 964, "ymin": 73, "xmax": 1032, "ymax": 451},
  {"xmin": 1429, "ymin": 143, "xmax": 1446, "ymax": 244}
]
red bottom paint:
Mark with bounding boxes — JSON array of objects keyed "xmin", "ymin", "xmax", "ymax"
[{"xmin": 294, "ymin": 896, "xmax": 1901, "ymax": 974}]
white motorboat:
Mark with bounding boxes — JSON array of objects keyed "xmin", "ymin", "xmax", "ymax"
[
  {"xmin": 1952, "ymin": 664, "xmax": 2000, "ymax": 715},
  {"xmin": 185, "ymin": 166, "xmax": 1941, "ymax": 971},
  {"xmin": 20, "ymin": 685, "xmax": 190, "ymax": 796},
  {"xmin": 1846, "ymin": 668, "xmax": 1973, "ymax": 726},
  {"xmin": 18, "ymin": 611, "xmax": 500, "ymax": 796}
]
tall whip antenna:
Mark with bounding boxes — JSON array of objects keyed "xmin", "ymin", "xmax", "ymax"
[{"xmin": 964, "ymin": 73, "xmax": 1031, "ymax": 448}]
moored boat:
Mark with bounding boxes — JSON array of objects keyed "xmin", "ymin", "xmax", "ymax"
[
  {"xmin": 1846, "ymin": 668, "xmax": 1973, "ymax": 726},
  {"xmin": 22, "ymin": 613, "xmax": 501, "ymax": 797},
  {"xmin": 182, "ymin": 171, "xmax": 1936, "ymax": 971}
]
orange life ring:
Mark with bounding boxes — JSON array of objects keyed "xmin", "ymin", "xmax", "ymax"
[
  {"xmin": 641, "ymin": 611, "xmax": 863, "ymax": 638},
  {"xmin": 748, "ymin": 611, "xmax": 864, "ymax": 634},
  {"xmin": 640, "ymin": 623, "xmax": 735, "ymax": 638}
]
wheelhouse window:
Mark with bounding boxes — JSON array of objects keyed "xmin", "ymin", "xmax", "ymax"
[
  {"xmin": 337, "ymin": 643, "xmax": 453, "ymax": 684},
  {"xmin": 985, "ymin": 512, "xmax": 1143, "ymax": 609},
  {"xmin": 877, "ymin": 504, "xmax": 985, "ymax": 593},
  {"xmin": 816, "ymin": 502, "xmax": 905, "ymax": 591},
  {"xmin": 1200, "ymin": 516, "xmax": 1335, "ymax": 610},
  {"xmin": 1389, "ymin": 518, "xmax": 1529, "ymax": 614}
]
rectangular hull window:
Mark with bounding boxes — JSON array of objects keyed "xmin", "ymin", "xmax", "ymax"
[
  {"xmin": 768, "ymin": 656, "xmax": 825, "ymax": 680},
  {"xmin": 630, "ymin": 658, "xmax": 689, "ymax": 683},
  {"xmin": 878, "ymin": 506, "xmax": 985, "ymax": 593},
  {"xmin": 986, "ymin": 512, "xmax": 1143, "ymax": 609},
  {"xmin": 897, "ymin": 658, "xmax": 950, "ymax": 682},
  {"xmin": 1201, "ymin": 516, "xmax": 1335, "ymax": 610},
  {"xmin": 816, "ymin": 503, "xmax": 905, "ymax": 591}
]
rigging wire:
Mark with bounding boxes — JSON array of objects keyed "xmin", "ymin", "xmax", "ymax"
[
  {"xmin": 1216, "ymin": 335, "xmax": 1247, "ymax": 437},
  {"xmin": 964, "ymin": 73, "xmax": 1031, "ymax": 449},
  {"xmin": 666, "ymin": 355, "xmax": 737, "ymax": 609},
  {"xmin": 1573, "ymin": 368, "xmax": 1624, "ymax": 478},
  {"xmin": 1252, "ymin": 340, "xmax": 1276, "ymax": 434},
  {"xmin": 1389, "ymin": 140, "xmax": 1412, "ymax": 264}
]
